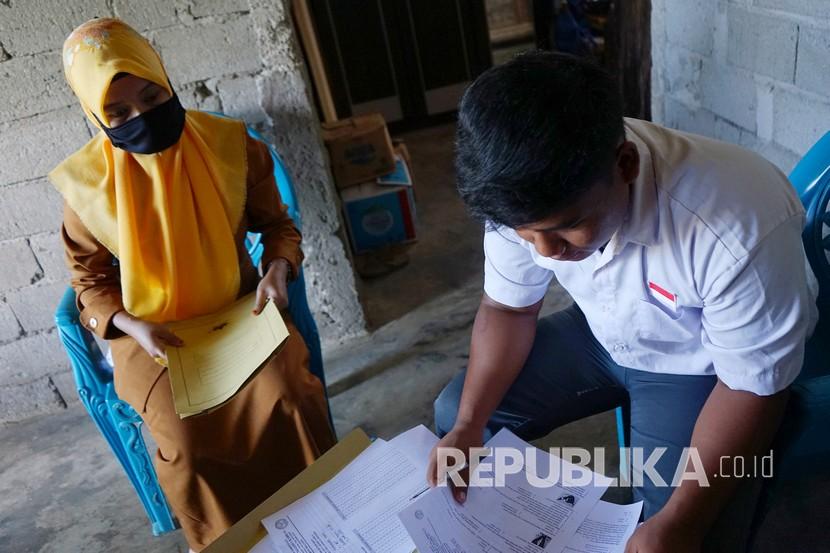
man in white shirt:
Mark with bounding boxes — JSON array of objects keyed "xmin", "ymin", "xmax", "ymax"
[{"xmin": 427, "ymin": 51, "xmax": 818, "ymax": 552}]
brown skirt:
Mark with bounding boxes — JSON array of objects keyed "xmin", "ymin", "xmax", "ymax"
[{"xmin": 111, "ymin": 318, "xmax": 335, "ymax": 550}]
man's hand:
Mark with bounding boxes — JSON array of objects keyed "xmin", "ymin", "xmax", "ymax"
[
  {"xmin": 426, "ymin": 423, "xmax": 484, "ymax": 504},
  {"xmin": 112, "ymin": 311, "xmax": 184, "ymax": 360},
  {"xmin": 424, "ymin": 295, "xmax": 542, "ymax": 504},
  {"xmin": 253, "ymin": 258, "xmax": 290, "ymax": 314},
  {"xmin": 624, "ymin": 511, "xmax": 702, "ymax": 553}
]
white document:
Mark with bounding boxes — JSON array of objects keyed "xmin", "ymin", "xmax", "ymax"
[
  {"xmin": 399, "ymin": 428, "xmax": 614, "ymax": 553},
  {"xmin": 564, "ymin": 500, "xmax": 643, "ymax": 553},
  {"xmin": 389, "ymin": 424, "xmax": 439, "ymax": 467},
  {"xmin": 261, "ymin": 437, "xmax": 428, "ymax": 553}
]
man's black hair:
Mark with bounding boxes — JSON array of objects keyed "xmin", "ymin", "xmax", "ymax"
[{"xmin": 455, "ymin": 50, "xmax": 624, "ymax": 229}]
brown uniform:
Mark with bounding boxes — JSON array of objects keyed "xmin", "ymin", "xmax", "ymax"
[{"xmin": 61, "ymin": 135, "xmax": 336, "ymax": 550}]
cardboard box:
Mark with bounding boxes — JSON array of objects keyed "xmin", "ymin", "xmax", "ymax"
[
  {"xmin": 392, "ymin": 139, "xmax": 411, "ymax": 164},
  {"xmin": 377, "ymin": 143, "xmax": 413, "ymax": 187},
  {"xmin": 341, "ymin": 180, "xmax": 417, "ymax": 254},
  {"xmin": 322, "ymin": 113, "xmax": 396, "ymax": 188}
]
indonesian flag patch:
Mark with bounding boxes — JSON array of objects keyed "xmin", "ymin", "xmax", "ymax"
[{"xmin": 648, "ymin": 281, "xmax": 678, "ymax": 312}]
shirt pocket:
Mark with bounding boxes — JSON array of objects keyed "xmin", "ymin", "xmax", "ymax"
[{"xmin": 635, "ymin": 298, "xmax": 696, "ymax": 344}]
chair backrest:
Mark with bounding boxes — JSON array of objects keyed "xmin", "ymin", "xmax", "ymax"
[
  {"xmin": 240, "ymin": 124, "xmax": 330, "ymax": 412},
  {"xmin": 245, "ymin": 126, "xmax": 302, "ymax": 228},
  {"xmin": 60, "ymin": 114, "xmax": 330, "ymax": 422},
  {"xmin": 788, "ymin": 132, "xmax": 830, "ymax": 384},
  {"xmin": 769, "ymin": 132, "xmax": 830, "ymax": 482},
  {"xmin": 789, "ymin": 130, "xmax": 830, "ymax": 310}
]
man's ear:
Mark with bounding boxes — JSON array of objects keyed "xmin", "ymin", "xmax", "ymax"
[{"xmin": 616, "ymin": 141, "xmax": 640, "ymax": 184}]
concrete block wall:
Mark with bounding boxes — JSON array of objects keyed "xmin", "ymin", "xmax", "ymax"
[
  {"xmin": 651, "ymin": 0, "xmax": 830, "ymax": 174},
  {"xmin": 0, "ymin": 0, "xmax": 366, "ymax": 424}
]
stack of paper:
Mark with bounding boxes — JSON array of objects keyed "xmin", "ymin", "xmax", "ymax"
[
  {"xmin": 165, "ymin": 293, "xmax": 289, "ymax": 418},
  {"xmin": 252, "ymin": 426, "xmax": 642, "ymax": 553},
  {"xmin": 399, "ymin": 429, "xmax": 643, "ymax": 553},
  {"xmin": 259, "ymin": 426, "xmax": 435, "ymax": 553}
]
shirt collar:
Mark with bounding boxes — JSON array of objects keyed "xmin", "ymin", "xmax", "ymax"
[{"xmin": 615, "ymin": 121, "xmax": 659, "ymax": 249}]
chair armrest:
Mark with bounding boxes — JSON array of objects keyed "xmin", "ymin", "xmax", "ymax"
[{"xmin": 55, "ymin": 286, "xmax": 81, "ymax": 327}]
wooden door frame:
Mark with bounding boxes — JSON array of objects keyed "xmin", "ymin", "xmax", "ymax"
[{"xmin": 606, "ymin": 0, "xmax": 652, "ymax": 120}]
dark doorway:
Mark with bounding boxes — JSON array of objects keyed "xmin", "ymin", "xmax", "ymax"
[
  {"xmin": 531, "ymin": 0, "xmax": 651, "ymax": 119},
  {"xmin": 301, "ymin": 1, "xmax": 651, "ymax": 128},
  {"xmin": 296, "ymin": 0, "xmax": 653, "ymax": 329},
  {"xmin": 306, "ymin": 0, "xmax": 493, "ymax": 128}
]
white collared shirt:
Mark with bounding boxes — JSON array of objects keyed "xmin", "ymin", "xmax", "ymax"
[{"xmin": 484, "ymin": 119, "xmax": 819, "ymax": 395}]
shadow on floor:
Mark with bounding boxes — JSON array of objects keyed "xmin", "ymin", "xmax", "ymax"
[
  {"xmin": 0, "ymin": 407, "xmax": 188, "ymax": 552},
  {"xmin": 356, "ymin": 122, "xmax": 485, "ymax": 329}
]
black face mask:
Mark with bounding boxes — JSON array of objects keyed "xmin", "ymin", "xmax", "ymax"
[{"xmin": 97, "ymin": 93, "xmax": 186, "ymax": 154}]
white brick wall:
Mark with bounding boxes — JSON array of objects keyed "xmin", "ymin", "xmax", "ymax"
[
  {"xmin": 0, "ymin": 0, "xmax": 366, "ymax": 424},
  {"xmin": 727, "ymin": 5, "xmax": 799, "ymax": 83},
  {"xmin": 664, "ymin": 48, "xmax": 703, "ymax": 106},
  {"xmin": 0, "ymin": 332, "xmax": 68, "ymax": 385},
  {"xmin": 29, "ymin": 232, "xmax": 70, "ymax": 283},
  {"xmin": 700, "ymin": 60, "xmax": 757, "ymax": 132},
  {"xmin": 190, "ymin": 0, "xmax": 252, "ymax": 18},
  {"xmin": 112, "ymin": 0, "xmax": 178, "ymax": 31},
  {"xmin": 754, "ymin": 0, "xmax": 830, "ymax": 19},
  {"xmin": 773, "ymin": 87, "xmax": 830, "ymax": 155},
  {"xmin": 0, "ymin": 0, "xmax": 110, "ymax": 56},
  {"xmin": 794, "ymin": 27, "xmax": 830, "ymax": 97},
  {"xmin": 0, "ymin": 240, "xmax": 42, "ymax": 290},
  {"xmin": 0, "ymin": 108, "xmax": 91, "ymax": 185},
  {"xmin": 0, "ymin": 180, "xmax": 65, "ymax": 241},
  {"xmin": 152, "ymin": 15, "xmax": 261, "ymax": 85},
  {"xmin": 0, "ymin": 302, "xmax": 22, "ymax": 343},
  {"xmin": 0, "ymin": 376, "xmax": 67, "ymax": 422},
  {"xmin": 6, "ymin": 281, "xmax": 67, "ymax": 334},
  {"xmin": 216, "ymin": 74, "xmax": 270, "ymax": 124},
  {"xmin": 0, "ymin": 52, "xmax": 76, "ymax": 122},
  {"xmin": 665, "ymin": 0, "xmax": 716, "ymax": 56},
  {"xmin": 652, "ymin": 0, "xmax": 830, "ymax": 174}
]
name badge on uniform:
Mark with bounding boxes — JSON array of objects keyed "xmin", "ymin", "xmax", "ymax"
[{"xmin": 648, "ymin": 281, "xmax": 678, "ymax": 312}]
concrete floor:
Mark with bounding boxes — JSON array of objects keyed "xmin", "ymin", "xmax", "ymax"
[
  {"xmin": 2, "ymin": 123, "xmax": 828, "ymax": 552},
  {"xmin": 357, "ymin": 123, "xmax": 484, "ymax": 329},
  {"xmin": 0, "ymin": 281, "xmax": 624, "ymax": 553},
  {"xmin": 0, "ymin": 403, "xmax": 190, "ymax": 553},
  {"xmin": 4, "ymin": 277, "xmax": 828, "ymax": 552}
]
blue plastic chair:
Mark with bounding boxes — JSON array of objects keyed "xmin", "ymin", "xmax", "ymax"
[
  {"xmin": 54, "ymin": 124, "xmax": 329, "ymax": 535},
  {"xmin": 615, "ymin": 132, "xmax": 830, "ymax": 483},
  {"xmin": 763, "ymin": 132, "xmax": 830, "ymax": 481}
]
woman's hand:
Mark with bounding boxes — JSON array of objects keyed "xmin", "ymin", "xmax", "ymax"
[
  {"xmin": 253, "ymin": 258, "xmax": 290, "ymax": 315},
  {"xmin": 112, "ymin": 311, "xmax": 184, "ymax": 361}
]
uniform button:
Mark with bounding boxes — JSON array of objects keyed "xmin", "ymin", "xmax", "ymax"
[
  {"xmin": 89, "ymin": 317, "xmax": 98, "ymax": 329},
  {"xmin": 613, "ymin": 342, "xmax": 627, "ymax": 352}
]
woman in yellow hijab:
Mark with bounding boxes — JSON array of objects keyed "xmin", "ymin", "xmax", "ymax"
[{"xmin": 50, "ymin": 18, "xmax": 335, "ymax": 550}]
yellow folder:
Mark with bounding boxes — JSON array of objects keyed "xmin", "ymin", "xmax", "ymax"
[
  {"xmin": 165, "ymin": 293, "xmax": 289, "ymax": 418},
  {"xmin": 203, "ymin": 428, "xmax": 372, "ymax": 553}
]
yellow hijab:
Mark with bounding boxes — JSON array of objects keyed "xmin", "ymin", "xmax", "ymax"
[{"xmin": 49, "ymin": 18, "xmax": 247, "ymax": 323}]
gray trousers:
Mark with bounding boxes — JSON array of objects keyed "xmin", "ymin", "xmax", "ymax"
[{"xmin": 434, "ymin": 304, "xmax": 762, "ymax": 550}]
